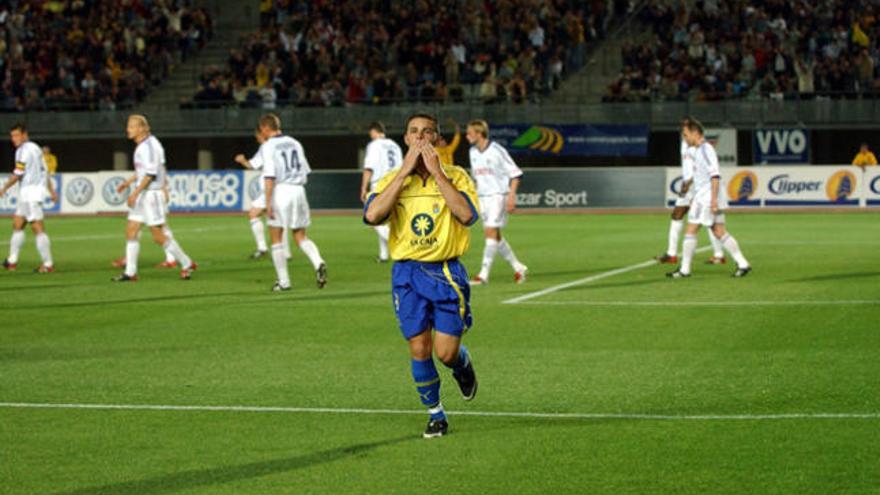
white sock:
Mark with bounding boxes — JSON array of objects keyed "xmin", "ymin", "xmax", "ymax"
[
  {"xmin": 681, "ymin": 234, "xmax": 697, "ymax": 274},
  {"xmin": 250, "ymin": 218, "xmax": 267, "ymax": 252},
  {"xmin": 163, "ymin": 227, "xmax": 176, "ymax": 262},
  {"xmin": 375, "ymin": 225, "xmax": 390, "ymax": 260},
  {"xmin": 282, "ymin": 229, "xmax": 292, "ymax": 259},
  {"xmin": 708, "ymin": 230, "xmax": 724, "ymax": 258},
  {"xmin": 125, "ymin": 240, "xmax": 140, "ymax": 276},
  {"xmin": 7, "ymin": 230, "xmax": 25, "ymax": 264},
  {"xmin": 479, "ymin": 238, "xmax": 499, "ymax": 280},
  {"xmin": 667, "ymin": 219, "xmax": 683, "ymax": 257},
  {"xmin": 496, "ymin": 238, "xmax": 525, "ymax": 272},
  {"xmin": 721, "ymin": 233, "xmax": 749, "ymax": 269},
  {"xmin": 272, "ymin": 243, "xmax": 290, "ymax": 287},
  {"xmin": 35, "ymin": 233, "xmax": 53, "ymax": 267},
  {"xmin": 298, "ymin": 238, "xmax": 324, "ymax": 270},
  {"xmin": 163, "ymin": 239, "xmax": 192, "ymax": 269}
]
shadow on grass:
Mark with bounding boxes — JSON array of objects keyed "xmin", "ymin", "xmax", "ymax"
[
  {"xmin": 787, "ymin": 271, "xmax": 880, "ymax": 283},
  {"xmin": 52, "ymin": 435, "xmax": 414, "ymax": 495}
]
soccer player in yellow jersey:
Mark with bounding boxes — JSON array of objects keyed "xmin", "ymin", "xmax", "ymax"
[
  {"xmin": 364, "ymin": 113, "xmax": 479, "ymax": 439},
  {"xmin": 852, "ymin": 143, "xmax": 877, "ymax": 170}
]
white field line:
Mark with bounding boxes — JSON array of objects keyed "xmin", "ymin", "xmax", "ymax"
[
  {"xmin": 0, "ymin": 226, "xmax": 233, "ymax": 245},
  {"xmin": 503, "ymin": 247, "xmax": 712, "ymax": 305},
  {"xmin": 0, "ymin": 402, "xmax": 877, "ymax": 421},
  {"xmin": 516, "ymin": 300, "xmax": 880, "ymax": 307}
]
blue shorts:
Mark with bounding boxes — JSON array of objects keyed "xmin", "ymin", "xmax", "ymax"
[{"xmin": 391, "ymin": 259, "xmax": 472, "ymax": 340}]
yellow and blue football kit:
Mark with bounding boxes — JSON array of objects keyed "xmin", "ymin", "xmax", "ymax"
[{"xmin": 364, "ymin": 164, "xmax": 479, "ymax": 339}]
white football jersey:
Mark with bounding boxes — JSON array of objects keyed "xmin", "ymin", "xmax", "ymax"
[
  {"xmin": 364, "ymin": 137, "xmax": 403, "ymax": 186},
  {"xmin": 14, "ymin": 141, "xmax": 48, "ymax": 201},
  {"xmin": 691, "ymin": 140, "xmax": 727, "ymax": 203},
  {"xmin": 260, "ymin": 135, "xmax": 310, "ymax": 186},
  {"xmin": 469, "ymin": 141, "xmax": 523, "ymax": 196},
  {"xmin": 680, "ymin": 139, "xmax": 694, "ymax": 182},
  {"xmin": 133, "ymin": 135, "xmax": 165, "ymax": 191}
]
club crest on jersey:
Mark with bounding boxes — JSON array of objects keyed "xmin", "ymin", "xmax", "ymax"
[
  {"xmin": 411, "ymin": 213, "xmax": 435, "ymax": 236},
  {"xmin": 432, "ymin": 203, "xmax": 440, "ymax": 214}
]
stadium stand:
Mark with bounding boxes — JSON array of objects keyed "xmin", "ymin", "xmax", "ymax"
[
  {"xmin": 604, "ymin": 0, "xmax": 880, "ymax": 102},
  {"xmin": 0, "ymin": 1, "xmax": 213, "ymax": 112},
  {"xmin": 190, "ymin": 1, "xmax": 614, "ymax": 108}
]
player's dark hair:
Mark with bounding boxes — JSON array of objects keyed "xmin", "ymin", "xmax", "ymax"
[
  {"xmin": 683, "ymin": 118, "xmax": 705, "ymax": 135},
  {"xmin": 404, "ymin": 113, "xmax": 440, "ymax": 134},
  {"xmin": 368, "ymin": 121, "xmax": 386, "ymax": 134},
  {"xmin": 10, "ymin": 122, "xmax": 27, "ymax": 133},
  {"xmin": 259, "ymin": 113, "xmax": 281, "ymax": 131}
]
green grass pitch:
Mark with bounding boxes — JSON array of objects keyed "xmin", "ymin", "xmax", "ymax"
[{"xmin": 2, "ymin": 211, "xmax": 879, "ymax": 494}]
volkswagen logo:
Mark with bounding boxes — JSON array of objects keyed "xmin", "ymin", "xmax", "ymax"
[
  {"xmin": 102, "ymin": 177, "xmax": 130, "ymax": 206},
  {"xmin": 64, "ymin": 177, "xmax": 95, "ymax": 207}
]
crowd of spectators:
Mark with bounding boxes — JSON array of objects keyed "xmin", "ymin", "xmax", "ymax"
[
  {"xmin": 0, "ymin": 0, "xmax": 212, "ymax": 112},
  {"xmin": 604, "ymin": 0, "xmax": 880, "ymax": 103},
  {"xmin": 192, "ymin": 0, "xmax": 618, "ymax": 109}
]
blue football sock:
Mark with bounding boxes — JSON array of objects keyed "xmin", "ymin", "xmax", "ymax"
[{"xmin": 411, "ymin": 358, "xmax": 445, "ymax": 420}]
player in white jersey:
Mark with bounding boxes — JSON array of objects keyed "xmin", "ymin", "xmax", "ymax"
[
  {"xmin": 112, "ymin": 115, "xmax": 197, "ymax": 282},
  {"xmin": 359, "ymin": 121, "xmax": 403, "ymax": 262},
  {"xmin": 465, "ymin": 119, "xmax": 528, "ymax": 285},
  {"xmin": 0, "ymin": 123, "xmax": 56, "ymax": 272},
  {"xmin": 257, "ymin": 114, "xmax": 327, "ymax": 291},
  {"xmin": 235, "ymin": 126, "xmax": 291, "ymax": 260},
  {"xmin": 111, "ymin": 162, "xmax": 179, "ymax": 269},
  {"xmin": 667, "ymin": 119, "xmax": 751, "ymax": 278},
  {"xmin": 656, "ymin": 117, "xmax": 725, "ymax": 265}
]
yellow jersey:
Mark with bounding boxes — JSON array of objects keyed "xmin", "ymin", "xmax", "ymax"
[
  {"xmin": 369, "ymin": 164, "xmax": 479, "ymax": 262},
  {"xmin": 44, "ymin": 152, "xmax": 58, "ymax": 175},
  {"xmin": 436, "ymin": 130, "xmax": 460, "ymax": 166},
  {"xmin": 852, "ymin": 151, "xmax": 877, "ymax": 167}
]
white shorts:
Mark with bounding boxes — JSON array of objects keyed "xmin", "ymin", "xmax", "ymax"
[
  {"xmin": 128, "ymin": 190, "xmax": 167, "ymax": 227},
  {"xmin": 688, "ymin": 199, "xmax": 726, "ymax": 227},
  {"xmin": 267, "ymin": 184, "xmax": 310, "ymax": 230},
  {"xmin": 251, "ymin": 193, "xmax": 266, "ymax": 210},
  {"xmin": 15, "ymin": 201, "xmax": 44, "ymax": 222},
  {"xmin": 479, "ymin": 194, "xmax": 508, "ymax": 228}
]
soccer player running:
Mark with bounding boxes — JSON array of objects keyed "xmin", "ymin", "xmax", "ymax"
[
  {"xmin": 667, "ymin": 119, "xmax": 751, "ymax": 279},
  {"xmin": 1, "ymin": 123, "xmax": 56, "ymax": 272},
  {"xmin": 112, "ymin": 115, "xmax": 196, "ymax": 282},
  {"xmin": 257, "ymin": 114, "xmax": 327, "ymax": 291},
  {"xmin": 656, "ymin": 117, "xmax": 725, "ymax": 265},
  {"xmin": 364, "ymin": 113, "xmax": 479, "ymax": 438},
  {"xmin": 359, "ymin": 121, "xmax": 403, "ymax": 263},
  {"xmin": 235, "ymin": 126, "xmax": 291, "ymax": 260},
  {"xmin": 465, "ymin": 119, "xmax": 528, "ymax": 285}
]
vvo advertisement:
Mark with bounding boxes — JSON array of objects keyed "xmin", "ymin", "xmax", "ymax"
[
  {"xmin": 705, "ymin": 128, "xmax": 738, "ymax": 166},
  {"xmin": 866, "ymin": 167, "xmax": 880, "ymax": 206},
  {"xmin": 754, "ymin": 128, "xmax": 810, "ymax": 164},
  {"xmin": 0, "ymin": 174, "xmax": 61, "ymax": 215}
]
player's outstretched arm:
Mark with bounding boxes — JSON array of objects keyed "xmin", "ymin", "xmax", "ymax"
[
  {"xmin": 46, "ymin": 174, "xmax": 58, "ymax": 203},
  {"xmin": 506, "ymin": 177, "xmax": 521, "ymax": 213},
  {"xmin": 360, "ymin": 169, "xmax": 373, "ymax": 203},
  {"xmin": 234, "ymin": 154, "xmax": 251, "ymax": 169},
  {"xmin": 0, "ymin": 174, "xmax": 21, "ymax": 197}
]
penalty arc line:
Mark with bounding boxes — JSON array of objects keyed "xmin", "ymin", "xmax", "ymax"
[
  {"xmin": 0, "ymin": 402, "xmax": 878, "ymax": 421},
  {"xmin": 503, "ymin": 247, "xmax": 713, "ymax": 305}
]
